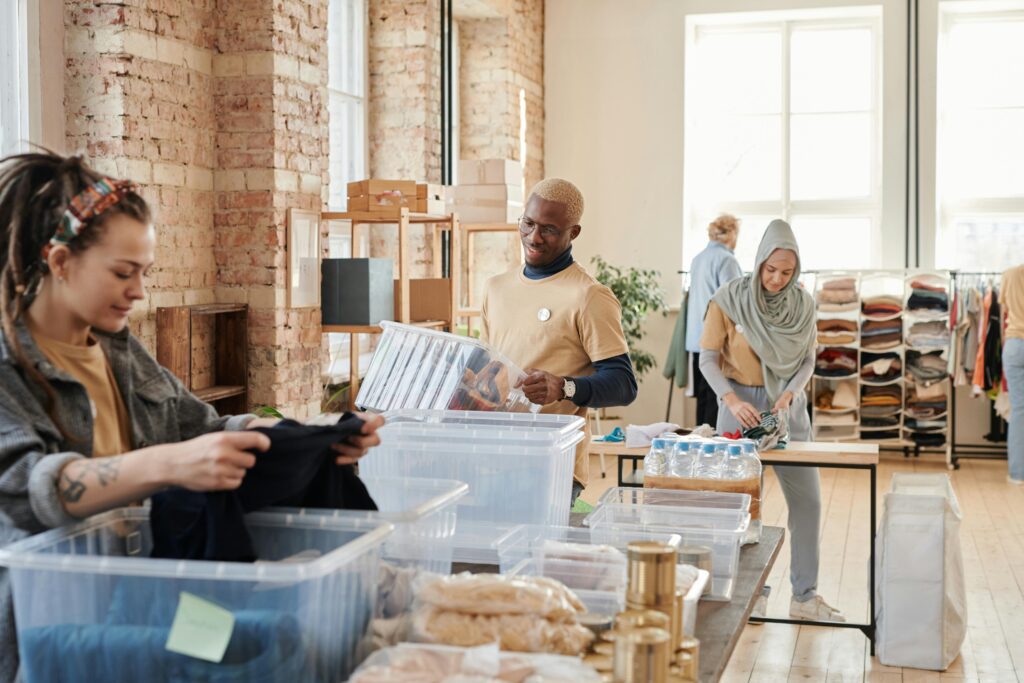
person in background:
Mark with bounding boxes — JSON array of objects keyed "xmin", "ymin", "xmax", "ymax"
[
  {"xmin": 686, "ymin": 214, "xmax": 743, "ymax": 428},
  {"xmin": 699, "ymin": 219, "xmax": 844, "ymax": 623},
  {"xmin": 1002, "ymin": 264, "xmax": 1024, "ymax": 484},
  {"xmin": 480, "ymin": 178, "xmax": 638, "ymax": 505},
  {"xmin": 0, "ymin": 152, "xmax": 384, "ymax": 680}
]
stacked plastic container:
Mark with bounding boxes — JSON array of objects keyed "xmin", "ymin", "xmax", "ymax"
[
  {"xmin": 359, "ymin": 410, "xmax": 585, "ymax": 564},
  {"xmin": 495, "ymin": 524, "xmax": 709, "ymax": 635},
  {"xmin": 282, "ymin": 476, "xmax": 468, "ymax": 575},
  {"xmin": 356, "ymin": 322, "xmax": 537, "ymax": 413},
  {"xmin": 0, "ymin": 508, "xmax": 393, "ymax": 682},
  {"xmin": 584, "ymin": 488, "xmax": 751, "ymax": 601},
  {"xmin": 643, "ymin": 436, "xmax": 763, "ymax": 543}
]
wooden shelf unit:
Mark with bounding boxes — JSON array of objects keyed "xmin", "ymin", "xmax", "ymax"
[
  {"xmin": 156, "ymin": 303, "xmax": 248, "ymax": 415},
  {"xmin": 321, "ymin": 208, "xmax": 461, "ymax": 406},
  {"xmin": 451, "ymin": 222, "xmax": 523, "ymax": 331}
]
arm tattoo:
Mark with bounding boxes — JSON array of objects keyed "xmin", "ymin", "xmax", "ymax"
[{"xmin": 59, "ymin": 457, "xmax": 123, "ymax": 504}]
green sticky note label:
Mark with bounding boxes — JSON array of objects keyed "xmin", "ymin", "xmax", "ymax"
[{"xmin": 164, "ymin": 592, "xmax": 235, "ymax": 663}]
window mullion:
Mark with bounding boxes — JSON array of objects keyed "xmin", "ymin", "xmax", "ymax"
[{"xmin": 781, "ymin": 21, "xmax": 792, "ymax": 221}]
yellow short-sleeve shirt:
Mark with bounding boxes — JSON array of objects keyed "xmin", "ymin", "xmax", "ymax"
[
  {"xmin": 481, "ymin": 262, "xmax": 630, "ymax": 485},
  {"xmin": 1001, "ymin": 265, "xmax": 1024, "ymax": 341},
  {"xmin": 699, "ymin": 300, "xmax": 764, "ymax": 387}
]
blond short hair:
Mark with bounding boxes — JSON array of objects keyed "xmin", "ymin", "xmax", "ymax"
[
  {"xmin": 708, "ymin": 214, "xmax": 740, "ymax": 243},
  {"xmin": 528, "ymin": 178, "xmax": 584, "ymax": 226}
]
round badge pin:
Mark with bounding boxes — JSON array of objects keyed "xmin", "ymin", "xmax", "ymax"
[{"xmin": 537, "ymin": 308, "xmax": 552, "ymax": 322}]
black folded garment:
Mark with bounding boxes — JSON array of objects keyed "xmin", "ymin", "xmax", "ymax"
[
  {"xmin": 909, "ymin": 432, "xmax": 946, "ymax": 447},
  {"xmin": 151, "ymin": 413, "xmax": 378, "ymax": 562}
]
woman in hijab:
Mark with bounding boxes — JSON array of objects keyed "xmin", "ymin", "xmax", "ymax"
[{"xmin": 699, "ymin": 219, "xmax": 844, "ymax": 623}]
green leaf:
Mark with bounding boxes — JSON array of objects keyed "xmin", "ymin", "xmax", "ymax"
[
  {"xmin": 591, "ymin": 256, "xmax": 667, "ymax": 381},
  {"xmin": 254, "ymin": 405, "xmax": 284, "ymax": 419}
]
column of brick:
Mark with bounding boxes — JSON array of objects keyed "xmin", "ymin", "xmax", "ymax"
[
  {"xmin": 64, "ymin": 0, "xmax": 218, "ymax": 357},
  {"xmin": 214, "ymin": 0, "xmax": 329, "ymax": 420}
]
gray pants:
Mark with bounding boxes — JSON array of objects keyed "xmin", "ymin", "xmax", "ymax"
[{"xmin": 717, "ymin": 382, "xmax": 820, "ymax": 602}]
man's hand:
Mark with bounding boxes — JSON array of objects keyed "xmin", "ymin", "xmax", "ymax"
[{"xmin": 517, "ymin": 369, "xmax": 566, "ymax": 405}]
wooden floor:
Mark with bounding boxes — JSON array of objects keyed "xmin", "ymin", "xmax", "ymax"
[{"xmin": 580, "ymin": 452, "xmax": 1024, "ymax": 682}]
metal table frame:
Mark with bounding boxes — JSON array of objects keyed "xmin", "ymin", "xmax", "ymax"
[{"xmin": 747, "ymin": 455, "xmax": 877, "ymax": 655}]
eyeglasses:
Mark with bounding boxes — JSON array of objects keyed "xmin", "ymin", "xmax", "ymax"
[{"xmin": 518, "ymin": 216, "xmax": 563, "ymax": 239}]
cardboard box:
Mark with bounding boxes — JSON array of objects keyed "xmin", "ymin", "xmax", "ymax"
[
  {"xmin": 451, "ymin": 202, "xmax": 523, "ymax": 224},
  {"xmin": 347, "ymin": 179, "xmax": 417, "ymax": 199},
  {"xmin": 453, "ymin": 184, "xmax": 524, "ymax": 203},
  {"xmin": 348, "ymin": 193, "xmax": 415, "ymax": 212},
  {"xmin": 414, "ymin": 198, "xmax": 448, "ymax": 214},
  {"xmin": 416, "ymin": 183, "xmax": 446, "ymax": 200},
  {"xmin": 321, "ymin": 258, "xmax": 395, "ymax": 325},
  {"xmin": 457, "ymin": 159, "xmax": 523, "ymax": 187},
  {"xmin": 394, "ymin": 278, "xmax": 451, "ymax": 322}
]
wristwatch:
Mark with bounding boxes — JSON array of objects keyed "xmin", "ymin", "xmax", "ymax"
[{"xmin": 562, "ymin": 378, "xmax": 576, "ymax": 400}]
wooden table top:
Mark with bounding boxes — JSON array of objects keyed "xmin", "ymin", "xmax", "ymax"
[{"xmin": 696, "ymin": 526, "xmax": 785, "ymax": 682}]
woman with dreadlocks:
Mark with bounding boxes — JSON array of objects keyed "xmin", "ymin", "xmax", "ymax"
[{"xmin": 0, "ymin": 152, "xmax": 382, "ymax": 678}]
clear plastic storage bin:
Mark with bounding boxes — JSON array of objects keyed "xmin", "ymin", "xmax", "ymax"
[
  {"xmin": 0, "ymin": 508, "xmax": 393, "ymax": 683},
  {"xmin": 362, "ymin": 410, "xmax": 586, "ymax": 564},
  {"xmin": 584, "ymin": 488, "xmax": 751, "ymax": 601},
  {"xmin": 356, "ymin": 321, "xmax": 537, "ymax": 413},
  {"xmin": 282, "ymin": 476, "xmax": 467, "ymax": 575},
  {"xmin": 495, "ymin": 525, "xmax": 708, "ymax": 636}
]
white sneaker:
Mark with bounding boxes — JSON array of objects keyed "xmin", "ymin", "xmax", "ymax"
[
  {"xmin": 748, "ymin": 594, "xmax": 767, "ymax": 624},
  {"xmin": 1008, "ymin": 476, "xmax": 1024, "ymax": 486},
  {"xmin": 790, "ymin": 595, "xmax": 846, "ymax": 622}
]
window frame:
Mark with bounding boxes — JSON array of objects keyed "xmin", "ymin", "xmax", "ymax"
[
  {"xmin": 327, "ymin": 0, "xmax": 369, "ymax": 212},
  {"xmin": 932, "ymin": 3, "xmax": 1024, "ymax": 270},
  {"xmin": 683, "ymin": 9, "xmax": 884, "ymax": 270},
  {"xmin": 0, "ymin": 0, "xmax": 30, "ymax": 157}
]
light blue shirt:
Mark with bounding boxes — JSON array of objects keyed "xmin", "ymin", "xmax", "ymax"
[{"xmin": 685, "ymin": 241, "xmax": 743, "ymax": 352}]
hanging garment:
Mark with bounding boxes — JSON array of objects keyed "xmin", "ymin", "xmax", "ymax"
[
  {"xmin": 662, "ymin": 290, "xmax": 689, "ymax": 389},
  {"xmin": 982, "ymin": 288, "xmax": 1002, "ymax": 392},
  {"xmin": 972, "ymin": 288, "xmax": 993, "ymax": 391},
  {"xmin": 150, "ymin": 414, "xmax": 378, "ymax": 563}
]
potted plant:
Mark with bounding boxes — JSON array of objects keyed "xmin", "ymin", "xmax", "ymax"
[{"xmin": 591, "ymin": 255, "xmax": 667, "ymax": 380}]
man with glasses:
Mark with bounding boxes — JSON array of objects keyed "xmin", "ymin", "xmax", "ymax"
[{"xmin": 480, "ymin": 178, "xmax": 638, "ymax": 504}]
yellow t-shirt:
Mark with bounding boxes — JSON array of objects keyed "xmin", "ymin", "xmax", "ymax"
[
  {"xmin": 481, "ymin": 263, "xmax": 630, "ymax": 485},
  {"xmin": 699, "ymin": 301, "xmax": 764, "ymax": 387},
  {"xmin": 1001, "ymin": 265, "xmax": 1024, "ymax": 340},
  {"xmin": 31, "ymin": 328, "xmax": 132, "ymax": 457}
]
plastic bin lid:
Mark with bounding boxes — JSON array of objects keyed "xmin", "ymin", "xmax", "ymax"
[
  {"xmin": 0, "ymin": 507, "xmax": 393, "ymax": 582},
  {"xmin": 595, "ymin": 487, "xmax": 752, "ymax": 511},
  {"xmin": 277, "ymin": 476, "xmax": 469, "ymax": 523}
]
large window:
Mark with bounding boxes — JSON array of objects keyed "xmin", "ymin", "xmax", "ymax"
[
  {"xmin": 935, "ymin": 5, "xmax": 1024, "ymax": 271},
  {"xmin": 684, "ymin": 9, "xmax": 882, "ymax": 270},
  {"xmin": 0, "ymin": 0, "xmax": 29, "ymax": 156},
  {"xmin": 327, "ymin": 0, "xmax": 367, "ymax": 210}
]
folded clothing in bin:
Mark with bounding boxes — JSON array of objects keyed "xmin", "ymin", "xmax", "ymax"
[
  {"xmin": 21, "ymin": 610, "xmax": 307, "ymax": 683},
  {"xmin": 151, "ymin": 415, "xmax": 377, "ymax": 562}
]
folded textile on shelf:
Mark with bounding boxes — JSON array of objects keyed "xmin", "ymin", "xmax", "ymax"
[
  {"xmin": 906, "ymin": 320, "xmax": 950, "ymax": 348},
  {"xmin": 861, "ymin": 384, "xmax": 902, "ymax": 407},
  {"xmin": 862, "ymin": 404, "xmax": 903, "ymax": 418},
  {"xmin": 905, "ymin": 350, "xmax": 948, "ymax": 383},
  {"xmin": 818, "ymin": 331, "xmax": 858, "ymax": 345},
  {"xmin": 817, "ymin": 319, "xmax": 858, "ymax": 332},
  {"xmin": 815, "ymin": 411, "xmax": 858, "ymax": 426},
  {"xmin": 818, "ymin": 302, "xmax": 860, "ymax": 313},
  {"xmin": 816, "ymin": 348, "xmax": 858, "ymax": 377},
  {"xmin": 904, "ymin": 417, "xmax": 947, "ymax": 432},
  {"xmin": 907, "ymin": 282, "xmax": 949, "ymax": 313},
  {"xmin": 860, "ymin": 352, "xmax": 902, "ymax": 383},
  {"xmin": 861, "ymin": 415, "xmax": 901, "ymax": 428},
  {"xmin": 862, "ymin": 295, "xmax": 903, "ymax": 318},
  {"xmin": 861, "ymin": 319, "xmax": 903, "ymax": 349},
  {"xmin": 908, "ymin": 279, "xmax": 947, "ymax": 294},
  {"xmin": 862, "ymin": 428, "xmax": 900, "ymax": 440},
  {"xmin": 817, "ymin": 280, "xmax": 858, "ymax": 305},
  {"xmin": 814, "ymin": 380, "xmax": 858, "ymax": 410}
]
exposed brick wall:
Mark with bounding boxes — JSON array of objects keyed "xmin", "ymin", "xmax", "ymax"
[
  {"xmin": 456, "ymin": 0, "xmax": 543, "ymax": 191},
  {"xmin": 65, "ymin": 0, "xmax": 328, "ymax": 420}
]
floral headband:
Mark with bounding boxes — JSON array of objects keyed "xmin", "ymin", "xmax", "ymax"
[{"xmin": 50, "ymin": 177, "xmax": 138, "ymax": 246}]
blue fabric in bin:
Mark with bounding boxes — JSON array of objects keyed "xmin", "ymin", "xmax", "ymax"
[{"xmin": 20, "ymin": 610, "xmax": 310, "ymax": 683}]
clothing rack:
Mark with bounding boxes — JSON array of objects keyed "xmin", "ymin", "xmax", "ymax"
[{"xmin": 948, "ymin": 270, "xmax": 1008, "ymax": 469}]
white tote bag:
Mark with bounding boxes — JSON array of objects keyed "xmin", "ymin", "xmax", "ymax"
[{"xmin": 875, "ymin": 473, "xmax": 966, "ymax": 670}]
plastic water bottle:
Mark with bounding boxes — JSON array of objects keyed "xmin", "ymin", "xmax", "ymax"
[
  {"xmin": 643, "ymin": 438, "xmax": 670, "ymax": 477},
  {"xmin": 693, "ymin": 442, "xmax": 720, "ymax": 479},
  {"xmin": 723, "ymin": 443, "xmax": 745, "ymax": 479},
  {"xmin": 670, "ymin": 440, "xmax": 696, "ymax": 478}
]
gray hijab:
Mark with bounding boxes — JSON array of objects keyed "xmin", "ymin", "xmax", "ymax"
[{"xmin": 712, "ymin": 219, "xmax": 816, "ymax": 402}]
